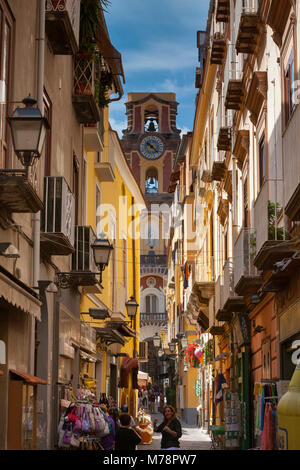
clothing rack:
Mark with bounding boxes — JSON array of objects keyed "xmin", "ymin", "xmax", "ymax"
[{"xmin": 263, "ymin": 396, "xmax": 278, "ymax": 401}]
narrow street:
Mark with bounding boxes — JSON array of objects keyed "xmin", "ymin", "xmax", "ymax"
[{"xmin": 137, "ymin": 413, "xmax": 211, "ymax": 451}]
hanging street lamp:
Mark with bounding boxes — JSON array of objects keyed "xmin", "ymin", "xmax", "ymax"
[
  {"xmin": 153, "ymin": 332, "xmax": 161, "ymax": 349},
  {"xmin": 91, "ymin": 235, "xmax": 114, "ymax": 286},
  {"xmin": 125, "ymin": 296, "xmax": 139, "ymax": 328},
  {"xmin": 7, "ymin": 95, "xmax": 49, "ymax": 170}
]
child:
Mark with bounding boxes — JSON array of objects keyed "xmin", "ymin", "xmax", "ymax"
[{"xmin": 115, "ymin": 413, "xmax": 142, "ymax": 450}]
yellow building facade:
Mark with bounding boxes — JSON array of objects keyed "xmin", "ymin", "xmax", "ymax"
[{"xmin": 80, "ymin": 104, "xmax": 145, "ymax": 415}]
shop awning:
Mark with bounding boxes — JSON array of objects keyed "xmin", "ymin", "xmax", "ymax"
[
  {"xmin": 0, "ymin": 266, "xmax": 41, "ymax": 320},
  {"xmin": 107, "ymin": 321, "xmax": 136, "ymax": 338},
  {"xmin": 9, "ymin": 369, "xmax": 48, "ymax": 385},
  {"xmin": 121, "ymin": 356, "xmax": 138, "ymax": 373},
  {"xmin": 95, "ymin": 327, "xmax": 126, "ymax": 346},
  {"xmin": 80, "ymin": 351, "xmax": 97, "ymax": 363}
]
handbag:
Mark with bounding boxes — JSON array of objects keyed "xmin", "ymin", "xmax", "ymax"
[
  {"xmin": 70, "ymin": 431, "xmax": 80, "ymax": 448},
  {"xmin": 88, "ymin": 405, "xmax": 96, "ymax": 433},
  {"xmin": 82, "ymin": 406, "xmax": 92, "ymax": 433},
  {"xmin": 100, "ymin": 416, "xmax": 110, "ymax": 437},
  {"xmin": 74, "ymin": 406, "xmax": 83, "ymax": 432},
  {"xmin": 62, "ymin": 424, "xmax": 73, "ymax": 446},
  {"xmin": 67, "ymin": 406, "xmax": 78, "ymax": 423},
  {"xmin": 94, "ymin": 407, "xmax": 106, "ymax": 435}
]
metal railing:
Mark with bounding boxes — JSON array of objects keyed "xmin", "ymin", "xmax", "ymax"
[
  {"xmin": 140, "ymin": 313, "xmax": 168, "ymax": 322},
  {"xmin": 223, "ymin": 258, "xmax": 234, "ymax": 306},
  {"xmin": 233, "ymin": 228, "xmax": 258, "ymax": 288},
  {"xmin": 45, "ymin": 0, "xmax": 80, "ymax": 45}
]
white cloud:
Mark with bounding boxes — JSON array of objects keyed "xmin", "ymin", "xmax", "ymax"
[
  {"xmin": 109, "ymin": 117, "xmax": 127, "ymax": 139},
  {"xmin": 123, "ymin": 40, "xmax": 196, "ymax": 73}
]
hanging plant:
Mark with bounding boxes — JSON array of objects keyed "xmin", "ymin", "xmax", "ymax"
[
  {"xmin": 97, "ymin": 72, "xmax": 113, "ymax": 108},
  {"xmin": 79, "ymin": 0, "xmax": 111, "ymax": 55}
]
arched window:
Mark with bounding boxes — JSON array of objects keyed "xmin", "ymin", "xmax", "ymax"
[
  {"xmin": 145, "ymin": 294, "xmax": 158, "ymax": 314},
  {"xmin": 145, "ymin": 167, "xmax": 158, "ymax": 194}
]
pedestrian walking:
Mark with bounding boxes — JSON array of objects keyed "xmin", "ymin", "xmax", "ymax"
[
  {"xmin": 99, "ymin": 405, "xmax": 115, "ymax": 451},
  {"xmin": 115, "ymin": 413, "xmax": 142, "ymax": 450},
  {"xmin": 153, "ymin": 405, "xmax": 182, "ymax": 450},
  {"xmin": 149, "ymin": 390, "xmax": 155, "ymax": 413},
  {"xmin": 142, "ymin": 389, "xmax": 148, "ymax": 409}
]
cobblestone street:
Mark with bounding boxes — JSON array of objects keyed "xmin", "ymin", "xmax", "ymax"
[{"xmin": 137, "ymin": 413, "xmax": 211, "ymax": 451}]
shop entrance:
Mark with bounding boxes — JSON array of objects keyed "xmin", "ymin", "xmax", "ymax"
[
  {"xmin": 7, "ymin": 379, "xmax": 36, "ymax": 450},
  {"xmin": 110, "ymin": 364, "xmax": 117, "ymax": 401}
]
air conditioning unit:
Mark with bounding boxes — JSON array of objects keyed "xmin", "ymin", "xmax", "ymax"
[{"xmin": 59, "ymin": 338, "xmax": 75, "ymax": 359}]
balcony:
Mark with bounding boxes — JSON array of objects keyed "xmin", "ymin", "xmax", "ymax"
[
  {"xmin": 224, "ymin": 170, "xmax": 232, "ymax": 202},
  {"xmin": 217, "ymin": 127, "xmax": 231, "ymax": 151},
  {"xmin": 233, "ymin": 228, "xmax": 262, "ymax": 296},
  {"xmin": 140, "ymin": 313, "xmax": 168, "ymax": 325},
  {"xmin": 201, "ymin": 169, "xmax": 213, "ymax": 183},
  {"xmin": 212, "ymin": 160, "xmax": 227, "ymax": 182},
  {"xmin": 71, "ymin": 226, "xmax": 101, "ymax": 293},
  {"xmin": 217, "ymin": 198, "xmax": 229, "ymax": 225},
  {"xmin": 0, "ymin": 169, "xmax": 43, "ymax": 214},
  {"xmin": 266, "ymin": 0, "xmax": 292, "ymax": 48},
  {"xmin": 41, "ymin": 176, "xmax": 75, "ymax": 255},
  {"xmin": 225, "ymin": 78, "xmax": 245, "ymax": 110},
  {"xmin": 215, "ymin": 274, "xmax": 232, "ymax": 322},
  {"xmin": 72, "ymin": 55, "xmax": 100, "ymax": 124},
  {"xmin": 254, "ymin": 240, "xmax": 299, "ymax": 271},
  {"xmin": 195, "ymin": 67, "xmax": 202, "ymax": 89},
  {"xmin": 236, "ymin": 0, "xmax": 261, "ymax": 55},
  {"xmin": 80, "ymin": 321, "xmax": 96, "ymax": 354},
  {"xmin": 285, "ymin": 183, "xmax": 300, "ymax": 221},
  {"xmin": 222, "ymin": 258, "xmax": 245, "ymax": 313},
  {"xmin": 245, "ymin": 72, "xmax": 267, "ymax": 125},
  {"xmin": 216, "ymin": 0, "xmax": 230, "ymax": 23},
  {"xmin": 210, "ymin": 33, "xmax": 227, "ymax": 65},
  {"xmin": 233, "ymin": 130, "xmax": 249, "ymax": 170},
  {"xmin": 45, "ymin": 0, "xmax": 80, "ymax": 55},
  {"xmin": 84, "ymin": 120, "xmax": 104, "ymax": 153},
  {"xmin": 140, "ymin": 255, "xmax": 167, "ymax": 266}
]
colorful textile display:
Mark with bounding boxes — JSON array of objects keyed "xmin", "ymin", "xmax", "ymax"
[
  {"xmin": 254, "ymin": 382, "xmax": 278, "ymax": 450},
  {"xmin": 216, "ymin": 373, "xmax": 227, "ymax": 404}
]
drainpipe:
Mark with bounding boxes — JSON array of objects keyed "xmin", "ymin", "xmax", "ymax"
[
  {"xmin": 30, "ymin": 0, "xmax": 45, "ymax": 375},
  {"xmin": 131, "ymin": 196, "xmax": 137, "ymax": 359}
]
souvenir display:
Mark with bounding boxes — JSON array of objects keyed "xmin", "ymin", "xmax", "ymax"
[
  {"xmin": 57, "ymin": 388, "xmax": 109, "ymax": 450},
  {"xmin": 135, "ymin": 409, "xmax": 153, "ymax": 444}
]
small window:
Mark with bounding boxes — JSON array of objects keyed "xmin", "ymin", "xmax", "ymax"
[
  {"xmin": 284, "ymin": 49, "xmax": 295, "ymax": 125},
  {"xmin": 258, "ymin": 134, "xmax": 266, "ymax": 190},
  {"xmin": 145, "ymin": 294, "xmax": 158, "ymax": 314}
]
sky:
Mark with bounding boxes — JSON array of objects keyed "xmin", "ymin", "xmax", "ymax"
[{"xmin": 104, "ymin": 0, "xmax": 210, "ymax": 138}]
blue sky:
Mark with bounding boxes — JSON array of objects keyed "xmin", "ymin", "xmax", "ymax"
[{"xmin": 104, "ymin": 0, "xmax": 210, "ymax": 137}]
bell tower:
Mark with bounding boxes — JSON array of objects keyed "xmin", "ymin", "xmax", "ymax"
[{"xmin": 121, "ymin": 93, "xmax": 181, "ymax": 385}]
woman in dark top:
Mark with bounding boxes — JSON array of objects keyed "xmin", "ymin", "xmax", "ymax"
[{"xmin": 153, "ymin": 405, "xmax": 182, "ymax": 449}]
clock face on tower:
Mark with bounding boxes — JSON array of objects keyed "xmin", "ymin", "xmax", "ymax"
[{"xmin": 140, "ymin": 135, "xmax": 164, "ymax": 160}]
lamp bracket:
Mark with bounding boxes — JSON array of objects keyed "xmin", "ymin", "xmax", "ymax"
[{"xmin": 56, "ymin": 272, "xmax": 102, "ymax": 290}]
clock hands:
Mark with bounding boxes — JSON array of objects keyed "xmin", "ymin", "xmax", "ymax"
[{"xmin": 147, "ymin": 142, "xmax": 157, "ymax": 152}]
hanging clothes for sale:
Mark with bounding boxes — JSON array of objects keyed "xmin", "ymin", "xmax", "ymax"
[
  {"xmin": 215, "ymin": 373, "xmax": 227, "ymax": 404},
  {"xmin": 254, "ymin": 382, "xmax": 278, "ymax": 450}
]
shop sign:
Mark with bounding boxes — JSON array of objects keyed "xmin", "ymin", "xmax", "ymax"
[{"xmin": 0, "ymin": 340, "xmax": 6, "ymax": 364}]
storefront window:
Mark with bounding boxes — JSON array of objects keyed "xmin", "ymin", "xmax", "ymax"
[{"xmin": 22, "ymin": 385, "xmax": 35, "ymax": 450}]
